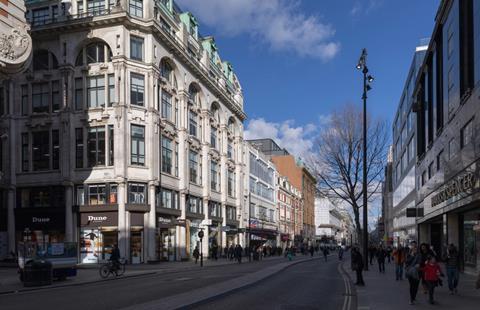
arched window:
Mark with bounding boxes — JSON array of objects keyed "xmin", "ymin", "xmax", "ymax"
[
  {"xmin": 33, "ymin": 50, "xmax": 58, "ymax": 71},
  {"xmin": 211, "ymin": 103, "xmax": 220, "ymax": 123},
  {"xmin": 228, "ymin": 117, "xmax": 236, "ymax": 135},
  {"xmin": 188, "ymin": 84, "xmax": 200, "ymax": 105},
  {"xmin": 160, "ymin": 58, "xmax": 173, "ymax": 82},
  {"xmin": 76, "ymin": 41, "xmax": 112, "ymax": 66}
]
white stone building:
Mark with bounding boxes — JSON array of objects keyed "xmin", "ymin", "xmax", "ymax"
[
  {"xmin": 0, "ymin": 0, "xmax": 246, "ymax": 263},
  {"xmin": 315, "ymin": 197, "xmax": 348, "ymax": 245},
  {"xmin": 244, "ymin": 142, "xmax": 278, "ymax": 250}
]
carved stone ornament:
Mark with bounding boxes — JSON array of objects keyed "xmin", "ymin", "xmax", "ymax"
[{"xmin": 0, "ymin": 24, "xmax": 32, "ymax": 75}]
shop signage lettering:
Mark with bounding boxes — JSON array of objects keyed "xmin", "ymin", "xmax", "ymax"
[
  {"xmin": 32, "ymin": 217, "xmax": 50, "ymax": 223},
  {"xmin": 88, "ymin": 216, "xmax": 108, "ymax": 222},
  {"xmin": 431, "ymin": 172, "xmax": 476, "ymax": 208}
]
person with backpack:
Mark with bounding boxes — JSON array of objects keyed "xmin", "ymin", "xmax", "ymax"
[{"xmin": 422, "ymin": 255, "xmax": 444, "ymax": 305}]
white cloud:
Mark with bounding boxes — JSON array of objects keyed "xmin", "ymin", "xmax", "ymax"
[
  {"xmin": 244, "ymin": 118, "xmax": 317, "ymax": 159},
  {"xmin": 176, "ymin": 0, "xmax": 340, "ymax": 61},
  {"xmin": 350, "ymin": 0, "xmax": 383, "ymax": 16}
]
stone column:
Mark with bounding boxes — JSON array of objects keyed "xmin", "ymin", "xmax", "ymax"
[
  {"xmin": 447, "ymin": 213, "xmax": 459, "ymax": 247},
  {"xmin": 147, "ymin": 182, "xmax": 157, "ymax": 261},
  {"xmin": 177, "ymin": 91, "xmax": 188, "ymax": 260},
  {"xmin": 64, "ymin": 184, "xmax": 74, "ymax": 242},
  {"xmin": 7, "ymin": 188, "xmax": 15, "ymax": 254},
  {"xmin": 118, "ymin": 182, "xmax": 127, "ymax": 258}
]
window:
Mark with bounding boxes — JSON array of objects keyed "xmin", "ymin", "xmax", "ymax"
[
  {"xmin": 475, "ymin": 0, "xmax": 480, "ymax": 85},
  {"xmin": 157, "ymin": 187, "xmax": 179, "ymax": 209},
  {"xmin": 209, "ymin": 201, "xmax": 221, "ymax": 218},
  {"xmin": 128, "ymin": 183, "xmax": 147, "ymax": 204},
  {"xmin": 226, "ymin": 206, "xmax": 236, "ymax": 221},
  {"xmin": 0, "ymin": 87, "xmax": 4, "ymax": 116},
  {"xmin": 189, "ymin": 150, "xmax": 198, "ymax": 183},
  {"xmin": 75, "ymin": 128, "xmax": 84, "ymax": 168},
  {"xmin": 88, "ymin": 184, "xmax": 106, "ymax": 205},
  {"xmin": 421, "ymin": 171, "xmax": 427, "ymax": 186},
  {"xmin": 211, "ymin": 161, "xmax": 218, "ymax": 191},
  {"xmin": 130, "ymin": 73, "xmax": 145, "ymax": 106},
  {"xmin": 75, "ymin": 78, "xmax": 83, "ymax": 110},
  {"xmin": 87, "ymin": 76, "xmax": 105, "ymax": 108},
  {"xmin": 408, "ymin": 137, "xmax": 415, "ymax": 163},
  {"xmin": 86, "ymin": 0, "xmax": 106, "ymax": 15},
  {"xmin": 33, "ymin": 50, "xmax": 58, "ymax": 71},
  {"xmin": 131, "ymin": 125, "xmax": 145, "ymax": 165},
  {"xmin": 175, "ymin": 142, "xmax": 179, "ymax": 176},
  {"xmin": 32, "ymin": 82, "xmax": 49, "ymax": 113},
  {"xmin": 436, "ymin": 150, "xmax": 443, "ymax": 172},
  {"xmin": 161, "ymin": 136, "xmax": 173, "ymax": 174},
  {"xmin": 17, "ymin": 186, "xmax": 65, "ymax": 208},
  {"xmin": 461, "ymin": 118, "xmax": 474, "ymax": 149},
  {"xmin": 227, "ymin": 142, "xmax": 233, "ymax": 159},
  {"xmin": 401, "ymin": 151, "xmax": 407, "ymax": 172},
  {"xmin": 228, "ymin": 170, "xmax": 234, "ymax": 197},
  {"xmin": 76, "ymin": 186, "xmax": 85, "ymax": 206},
  {"xmin": 32, "ymin": 7, "xmax": 49, "ymax": 26},
  {"xmin": 188, "ymin": 110, "xmax": 197, "ymax": 137},
  {"xmin": 21, "ymin": 133, "xmax": 29, "ymax": 172},
  {"xmin": 87, "ymin": 126, "xmax": 105, "ymax": 167},
  {"xmin": 161, "ymin": 92, "xmax": 172, "ymax": 120},
  {"xmin": 428, "ymin": 161, "xmax": 434, "ymax": 179},
  {"xmin": 188, "ymin": 85, "xmax": 199, "ymax": 104},
  {"xmin": 75, "ymin": 42, "xmax": 112, "ymax": 66},
  {"xmin": 210, "ymin": 126, "xmax": 217, "ymax": 149},
  {"xmin": 32, "ymin": 131, "xmax": 50, "ymax": 171},
  {"xmin": 160, "ymin": 59, "xmax": 173, "ymax": 82},
  {"xmin": 108, "ymin": 74, "xmax": 115, "ymax": 106},
  {"xmin": 21, "ymin": 85, "xmax": 28, "ymax": 115},
  {"xmin": 174, "ymin": 99, "xmax": 179, "ymax": 126},
  {"xmin": 187, "ymin": 195, "xmax": 203, "ymax": 214},
  {"xmin": 130, "ymin": 36, "xmax": 144, "ymax": 61},
  {"xmin": 52, "ymin": 81, "xmax": 61, "ymax": 112},
  {"xmin": 108, "ymin": 125, "xmax": 114, "ymax": 166},
  {"xmin": 448, "ymin": 138, "xmax": 455, "ymax": 160},
  {"xmin": 129, "ymin": 0, "xmax": 143, "ymax": 17},
  {"xmin": 52, "ymin": 130, "xmax": 60, "ymax": 170}
]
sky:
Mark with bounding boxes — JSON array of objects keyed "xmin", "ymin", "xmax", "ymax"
[
  {"xmin": 176, "ymin": 0, "xmax": 440, "ymax": 159},
  {"xmin": 175, "ymin": 0, "xmax": 441, "ymax": 227}
]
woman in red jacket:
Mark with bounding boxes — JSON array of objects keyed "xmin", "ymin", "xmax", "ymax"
[{"xmin": 422, "ymin": 255, "xmax": 444, "ymax": 304}]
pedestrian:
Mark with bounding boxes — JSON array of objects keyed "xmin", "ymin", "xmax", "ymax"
[
  {"xmin": 393, "ymin": 245, "xmax": 406, "ymax": 280},
  {"xmin": 443, "ymin": 244, "xmax": 459, "ymax": 294},
  {"xmin": 193, "ymin": 246, "xmax": 200, "ymax": 264},
  {"xmin": 228, "ymin": 244, "xmax": 234, "ymax": 261},
  {"xmin": 377, "ymin": 245, "xmax": 386, "ymax": 273},
  {"xmin": 422, "ymin": 255, "xmax": 444, "ymax": 305},
  {"xmin": 351, "ymin": 246, "xmax": 365, "ymax": 286},
  {"xmin": 386, "ymin": 246, "xmax": 393, "ymax": 264},
  {"xmin": 223, "ymin": 246, "xmax": 228, "ymax": 259},
  {"xmin": 287, "ymin": 247, "xmax": 293, "ymax": 261},
  {"xmin": 419, "ymin": 243, "xmax": 433, "ymax": 294},
  {"xmin": 338, "ymin": 246, "xmax": 344, "ymax": 261},
  {"xmin": 235, "ymin": 244, "xmax": 243, "ymax": 264},
  {"xmin": 322, "ymin": 247, "xmax": 329, "ymax": 261},
  {"xmin": 405, "ymin": 241, "xmax": 421, "ymax": 305},
  {"xmin": 309, "ymin": 245, "xmax": 314, "ymax": 257}
]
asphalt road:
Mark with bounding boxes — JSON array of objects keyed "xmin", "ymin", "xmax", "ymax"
[
  {"xmin": 193, "ymin": 256, "xmax": 348, "ymax": 310},
  {"xmin": 0, "ymin": 254, "xmax": 349, "ymax": 310}
]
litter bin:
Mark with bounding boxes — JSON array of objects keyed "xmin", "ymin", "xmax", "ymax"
[{"xmin": 22, "ymin": 259, "xmax": 53, "ymax": 287}]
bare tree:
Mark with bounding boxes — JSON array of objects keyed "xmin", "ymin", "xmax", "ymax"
[{"xmin": 308, "ymin": 104, "xmax": 389, "ymax": 246}]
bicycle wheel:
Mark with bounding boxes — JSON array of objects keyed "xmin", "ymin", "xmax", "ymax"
[
  {"xmin": 99, "ymin": 264, "xmax": 110, "ymax": 279},
  {"xmin": 116, "ymin": 262, "xmax": 125, "ymax": 276}
]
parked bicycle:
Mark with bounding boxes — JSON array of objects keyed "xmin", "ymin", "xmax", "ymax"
[{"xmin": 99, "ymin": 258, "xmax": 126, "ymax": 278}]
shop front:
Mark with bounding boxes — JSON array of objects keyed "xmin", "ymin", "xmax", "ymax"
[
  {"xmin": 157, "ymin": 215, "xmax": 181, "ymax": 262},
  {"xmin": 461, "ymin": 208, "xmax": 480, "ymax": 274},
  {"xmin": 209, "ymin": 221, "xmax": 222, "ymax": 257},
  {"xmin": 15, "ymin": 207, "xmax": 66, "ymax": 246},
  {"xmin": 0, "ymin": 208, "xmax": 8, "ymax": 260},
  {"xmin": 188, "ymin": 219, "xmax": 202, "ymax": 259},
  {"xmin": 79, "ymin": 212, "xmax": 117, "ymax": 264}
]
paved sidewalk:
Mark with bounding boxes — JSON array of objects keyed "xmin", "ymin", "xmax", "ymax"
[
  {"xmin": 0, "ymin": 254, "xmax": 298, "ymax": 294},
  {"xmin": 347, "ymin": 260, "xmax": 480, "ymax": 309}
]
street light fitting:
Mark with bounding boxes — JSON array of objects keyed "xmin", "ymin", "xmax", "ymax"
[
  {"xmin": 367, "ymin": 75, "xmax": 374, "ymax": 83},
  {"xmin": 366, "ymin": 84, "xmax": 372, "ymax": 91}
]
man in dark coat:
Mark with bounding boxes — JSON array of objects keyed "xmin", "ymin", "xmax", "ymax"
[
  {"xmin": 235, "ymin": 244, "xmax": 243, "ymax": 263},
  {"xmin": 352, "ymin": 246, "xmax": 365, "ymax": 286}
]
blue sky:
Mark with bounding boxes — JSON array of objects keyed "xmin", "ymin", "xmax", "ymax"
[{"xmin": 177, "ymin": 0, "xmax": 440, "ymax": 158}]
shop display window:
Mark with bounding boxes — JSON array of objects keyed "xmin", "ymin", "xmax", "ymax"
[
  {"xmin": 128, "ymin": 183, "xmax": 147, "ymax": 204},
  {"xmin": 17, "ymin": 186, "xmax": 65, "ymax": 208}
]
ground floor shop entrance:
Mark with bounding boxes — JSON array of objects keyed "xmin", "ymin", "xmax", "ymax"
[{"xmin": 79, "ymin": 211, "xmax": 118, "ymax": 264}]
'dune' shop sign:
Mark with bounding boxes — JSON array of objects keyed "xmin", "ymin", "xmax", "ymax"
[{"xmin": 81, "ymin": 213, "xmax": 118, "ymax": 228}]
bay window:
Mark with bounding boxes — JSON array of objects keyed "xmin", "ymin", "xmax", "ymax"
[
  {"xmin": 131, "ymin": 125, "xmax": 145, "ymax": 165},
  {"xmin": 87, "ymin": 126, "xmax": 106, "ymax": 167},
  {"xmin": 189, "ymin": 150, "xmax": 198, "ymax": 183},
  {"xmin": 128, "ymin": 183, "xmax": 147, "ymax": 204}
]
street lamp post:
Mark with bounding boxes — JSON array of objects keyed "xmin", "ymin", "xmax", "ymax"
[
  {"xmin": 198, "ymin": 229, "xmax": 204, "ymax": 267},
  {"xmin": 248, "ymin": 192, "xmax": 252, "ymax": 262},
  {"xmin": 356, "ymin": 48, "xmax": 374, "ymax": 271}
]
